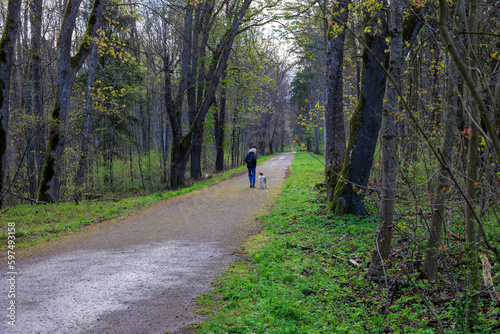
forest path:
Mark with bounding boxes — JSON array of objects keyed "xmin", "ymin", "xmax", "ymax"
[{"xmin": 0, "ymin": 152, "xmax": 295, "ymax": 334}]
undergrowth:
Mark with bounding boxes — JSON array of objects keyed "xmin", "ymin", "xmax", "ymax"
[{"xmin": 194, "ymin": 152, "xmax": 500, "ymax": 333}]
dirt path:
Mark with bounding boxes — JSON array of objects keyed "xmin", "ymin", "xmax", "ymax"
[{"xmin": 0, "ymin": 153, "xmax": 294, "ymax": 334}]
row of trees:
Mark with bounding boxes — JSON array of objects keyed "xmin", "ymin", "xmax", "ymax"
[
  {"xmin": 0, "ymin": 0, "xmax": 294, "ymax": 206},
  {"xmin": 285, "ymin": 0, "xmax": 499, "ymax": 330},
  {"xmin": 320, "ymin": 0, "xmax": 499, "ymax": 330}
]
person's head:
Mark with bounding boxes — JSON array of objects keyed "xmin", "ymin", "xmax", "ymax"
[{"xmin": 249, "ymin": 148, "xmax": 256, "ymax": 154}]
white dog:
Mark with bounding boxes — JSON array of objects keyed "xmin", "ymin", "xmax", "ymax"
[{"xmin": 258, "ymin": 171, "xmax": 267, "ymax": 189}]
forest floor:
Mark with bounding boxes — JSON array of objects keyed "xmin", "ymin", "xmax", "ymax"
[
  {"xmin": 192, "ymin": 153, "xmax": 500, "ymax": 333},
  {"xmin": 0, "ymin": 153, "xmax": 295, "ymax": 334}
]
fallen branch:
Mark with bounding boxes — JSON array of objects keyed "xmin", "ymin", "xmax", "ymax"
[
  {"xmin": 81, "ymin": 198, "xmax": 120, "ymax": 203},
  {"xmin": 446, "ymin": 231, "xmax": 465, "ymax": 242}
]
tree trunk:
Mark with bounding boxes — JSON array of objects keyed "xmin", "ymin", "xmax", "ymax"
[
  {"xmin": 258, "ymin": 138, "xmax": 266, "ymax": 156},
  {"xmin": 231, "ymin": 108, "xmax": 238, "ymax": 168},
  {"xmin": 190, "ymin": 121, "xmax": 204, "ymax": 179},
  {"xmin": 27, "ymin": 0, "xmax": 44, "ymax": 199},
  {"xmin": 313, "ymin": 123, "xmax": 320, "ymax": 154},
  {"xmin": 423, "ymin": 51, "xmax": 459, "ymax": 283},
  {"xmin": 324, "ymin": 1, "xmax": 348, "ymax": 202},
  {"xmin": 368, "ymin": 0, "xmax": 403, "ymax": 278},
  {"xmin": 330, "ymin": 10, "xmax": 389, "ymax": 216},
  {"xmin": 465, "ymin": 0, "xmax": 480, "ymax": 327},
  {"xmin": 0, "ymin": 0, "xmax": 21, "ymax": 208},
  {"xmin": 214, "ymin": 86, "xmax": 226, "ymax": 171},
  {"xmin": 37, "ymin": 0, "xmax": 104, "ymax": 202},
  {"xmin": 189, "ymin": 3, "xmax": 206, "ymax": 180},
  {"xmin": 164, "ymin": 53, "xmax": 188, "ymax": 188},
  {"xmin": 74, "ymin": 40, "xmax": 99, "ymax": 198},
  {"xmin": 465, "ymin": 100, "xmax": 480, "ymax": 330},
  {"xmin": 160, "ymin": 102, "xmax": 168, "ymax": 184}
]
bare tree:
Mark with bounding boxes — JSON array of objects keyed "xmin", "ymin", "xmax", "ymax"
[
  {"xmin": 368, "ymin": 0, "xmax": 403, "ymax": 278},
  {"xmin": 37, "ymin": 0, "xmax": 104, "ymax": 202},
  {"xmin": 166, "ymin": 0, "xmax": 253, "ymax": 189},
  {"xmin": 0, "ymin": 0, "xmax": 21, "ymax": 208}
]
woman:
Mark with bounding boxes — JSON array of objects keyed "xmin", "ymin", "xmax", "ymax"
[{"xmin": 244, "ymin": 148, "xmax": 257, "ymax": 188}]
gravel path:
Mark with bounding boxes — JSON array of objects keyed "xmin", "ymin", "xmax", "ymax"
[{"xmin": 0, "ymin": 153, "xmax": 294, "ymax": 334}]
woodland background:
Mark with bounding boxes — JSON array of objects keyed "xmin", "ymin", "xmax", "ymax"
[{"xmin": 1, "ymin": 0, "xmax": 500, "ymax": 331}]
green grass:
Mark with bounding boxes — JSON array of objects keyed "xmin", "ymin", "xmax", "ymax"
[
  {"xmin": 0, "ymin": 155, "xmax": 276, "ymax": 249},
  {"xmin": 193, "ymin": 152, "xmax": 500, "ymax": 333}
]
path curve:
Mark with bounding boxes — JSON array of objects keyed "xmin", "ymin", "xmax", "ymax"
[{"xmin": 0, "ymin": 153, "xmax": 294, "ymax": 334}]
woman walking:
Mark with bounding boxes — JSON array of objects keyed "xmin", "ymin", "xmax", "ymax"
[{"xmin": 245, "ymin": 148, "xmax": 257, "ymax": 188}]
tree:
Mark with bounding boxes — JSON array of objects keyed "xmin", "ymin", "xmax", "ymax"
[
  {"xmin": 37, "ymin": 0, "xmax": 104, "ymax": 202},
  {"xmin": 423, "ymin": 46, "xmax": 459, "ymax": 283},
  {"xmin": 368, "ymin": 0, "xmax": 403, "ymax": 278},
  {"xmin": 26, "ymin": 0, "xmax": 44, "ymax": 200},
  {"xmin": 166, "ymin": 0, "xmax": 253, "ymax": 189},
  {"xmin": 0, "ymin": 0, "xmax": 22, "ymax": 208},
  {"xmin": 214, "ymin": 83, "xmax": 227, "ymax": 171},
  {"xmin": 438, "ymin": 0, "xmax": 500, "ymax": 327},
  {"xmin": 330, "ymin": 4, "xmax": 388, "ymax": 216},
  {"xmin": 324, "ymin": 0, "xmax": 348, "ymax": 201}
]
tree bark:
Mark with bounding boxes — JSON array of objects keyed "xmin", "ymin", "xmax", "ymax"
[
  {"xmin": 324, "ymin": 1, "xmax": 348, "ymax": 202},
  {"xmin": 313, "ymin": 122, "xmax": 320, "ymax": 154},
  {"xmin": 368, "ymin": 0, "xmax": 403, "ymax": 278},
  {"xmin": 164, "ymin": 54, "xmax": 189, "ymax": 188},
  {"xmin": 0, "ymin": 0, "xmax": 22, "ymax": 208},
  {"xmin": 231, "ymin": 108, "xmax": 238, "ymax": 168},
  {"xmin": 214, "ymin": 86, "xmax": 226, "ymax": 171}
]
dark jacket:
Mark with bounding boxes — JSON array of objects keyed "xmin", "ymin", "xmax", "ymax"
[{"xmin": 245, "ymin": 152, "xmax": 257, "ymax": 168}]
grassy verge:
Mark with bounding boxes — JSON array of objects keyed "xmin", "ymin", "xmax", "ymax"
[
  {"xmin": 193, "ymin": 152, "xmax": 500, "ymax": 333},
  {"xmin": 0, "ymin": 155, "xmax": 275, "ymax": 249}
]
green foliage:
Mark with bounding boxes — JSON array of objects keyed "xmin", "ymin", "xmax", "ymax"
[{"xmin": 195, "ymin": 152, "xmax": 500, "ymax": 333}]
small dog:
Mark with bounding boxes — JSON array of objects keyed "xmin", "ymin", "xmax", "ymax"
[{"xmin": 258, "ymin": 171, "xmax": 267, "ymax": 189}]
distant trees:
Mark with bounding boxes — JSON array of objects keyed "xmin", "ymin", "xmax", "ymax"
[
  {"xmin": 289, "ymin": 5, "xmax": 327, "ymax": 155},
  {"xmin": 166, "ymin": 0, "xmax": 254, "ymax": 188},
  {"xmin": 0, "ymin": 0, "xmax": 292, "ymax": 206}
]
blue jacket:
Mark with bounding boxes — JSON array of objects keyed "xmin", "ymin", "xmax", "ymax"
[{"xmin": 245, "ymin": 152, "xmax": 257, "ymax": 168}]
